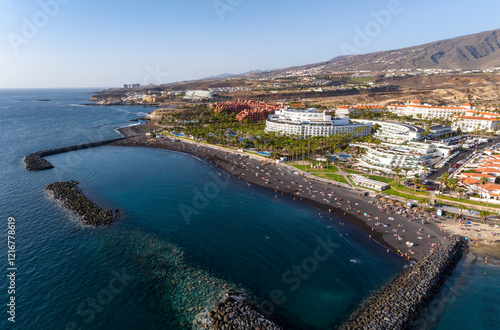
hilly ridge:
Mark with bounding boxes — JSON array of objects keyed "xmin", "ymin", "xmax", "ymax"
[{"xmin": 240, "ymin": 29, "xmax": 500, "ymax": 77}]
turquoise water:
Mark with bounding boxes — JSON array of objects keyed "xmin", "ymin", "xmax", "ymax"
[
  {"xmin": 415, "ymin": 255, "xmax": 500, "ymax": 330},
  {"xmin": 0, "ymin": 89, "xmax": 498, "ymax": 329}
]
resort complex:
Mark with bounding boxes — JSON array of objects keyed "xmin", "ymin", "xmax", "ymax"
[
  {"xmin": 213, "ymin": 99, "xmax": 282, "ymax": 122},
  {"xmin": 387, "ymin": 99, "xmax": 474, "ymax": 120},
  {"xmin": 335, "ymin": 104, "xmax": 386, "ymax": 117},
  {"xmin": 351, "ymin": 119, "xmax": 422, "ymax": 143},
  {"xmin": 452, "ymin": 111, "xmax": 500, "ymax": 132},
  {"xmin": 354, "ymin": 141, "xmax": 451, "ymax": 174},
  {"xmin": 265, "ymin": 107, "xmax": 370, "ymax": 138}
]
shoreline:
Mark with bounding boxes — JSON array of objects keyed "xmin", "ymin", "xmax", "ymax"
[{"xmin": 110, "ymin": 130, "xmax": 449, "ymax": 261}]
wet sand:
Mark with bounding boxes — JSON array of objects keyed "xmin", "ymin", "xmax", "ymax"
[{"xmin": 111, "ymin": 132, "xmax": 451, "ymax": 261}]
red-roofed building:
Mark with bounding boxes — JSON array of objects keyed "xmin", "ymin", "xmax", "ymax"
[
  {"xmin": 335, "ymin": 104, "xmax": 385, "ymax": 117},
  {"xmin": 452, "ymin": 111, "xmax": 500, "ymax": 132},
  {"xmin": 387, "ymin": 99, "xmax": 473, "ymax": 120},
  {"xmin": 461, "ymin": 172, "xmax": 496, "ymax": 182},
  {"xmin": 213, "ymin": 99, "xmax": 282, "ymax": 122}
]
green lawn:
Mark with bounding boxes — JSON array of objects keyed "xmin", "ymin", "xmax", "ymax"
[
  {"xmin": 341, "ymin": 168, "xmax": 365, "ymax": 175},
  {"xmin": 291, "ymin": 164, "xmax": 339, "ymax": 173},
  {"xmin": 364, "ymin": 175, "xmax": 393, "ymax": 184},
  {"xmin": 321, "ymin": 173, "xmax": 349, "ymax": 184}
]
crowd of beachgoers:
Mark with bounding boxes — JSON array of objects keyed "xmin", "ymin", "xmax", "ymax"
[{"xmin": 110, "ymin": 132, "xmax": 458, "ymax": 261}]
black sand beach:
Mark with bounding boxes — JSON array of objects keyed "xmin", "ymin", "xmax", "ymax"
[{"xmin": 111, "ymin": 130, "xmax": 448, "ymax": 261}]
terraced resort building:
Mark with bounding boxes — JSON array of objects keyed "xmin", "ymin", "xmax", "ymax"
[
  {"xmin": 265, "ymin": 108, "xmax": 370, "ymax": 138},
  {"xmin": 354, "ymin": 141, "xmax": 450, "ymax": 175}
]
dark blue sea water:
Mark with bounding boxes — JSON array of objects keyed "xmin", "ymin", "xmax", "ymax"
[{"xmin": 0, "ymin": 89, "xmax": 498, "ymax": 329}]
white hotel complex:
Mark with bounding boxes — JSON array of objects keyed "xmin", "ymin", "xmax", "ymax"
[
  {"xmin": 335, "ymin": 105, "xmax": 386, "ymax": 117},
  {"xmin": 387, "ymin": 99, "xmax": 473, "ymax": 120},
  {"xmin": 452, "ymin": 111, "xmax": 500, "ymax": 132},
  {"xmin": 355, "ymin": 141, "xmax": 452, "ymax": 175},
  {"xmin": 349, "ymin": 120, "xmax": 453, "ymax": 174},
  {"xmin": 351, "ymin": 120, "xmax": 422, "ymax": 143},
  {"xmin": 265, "ymin": 108, "xmax": 370, "ymax": 138}
]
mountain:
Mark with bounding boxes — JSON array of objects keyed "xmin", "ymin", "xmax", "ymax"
[{"xmin": 240, "ymin": 29, "xmax": 500, "ymax": 77}]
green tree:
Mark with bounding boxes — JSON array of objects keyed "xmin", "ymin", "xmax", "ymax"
[
  {"xmin": 479, "ymin": 176, "xmax": 489, "ymax": 200},
  {"xmin": 413, "ymin": 176, "xmax": 422, "ymax": 192},
  {"xmin": 457, "ymin": 187, "xmax": 466, "ymax": 200},
  {"xmin": 447, "ymin": 178, "xmax": 459, "ymax": 197},
  {"xmin": 479, "ymin": 211, "xmax": 488, "ymax": 224},
  {"xmin": 438, "ymin": 172, "xmax": 449, "ymax": 194}
]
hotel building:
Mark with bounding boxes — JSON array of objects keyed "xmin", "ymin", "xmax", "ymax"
[
  {"xmin": 355, "ymin": 141, "xmax": 449, "ymax": 175},
  {"xmin": 387, "ymin": 99, "xmax": 473, "ymax": 120},
  {"xmin": 335, "ymin": 105, "xmax": 386, "ymax": 117},
  {"xmin": 265, "ymin": 108, "xmax": 370, "ymax": 138},
  {"xmin": 351, "ymin": 120, "xmax": 422, "ymax": 144},
  {"xmin": 451, "ymin": 111, "xmax": 500, "ymax": 132}
]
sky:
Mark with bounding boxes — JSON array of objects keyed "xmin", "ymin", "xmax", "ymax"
[{"xmin": 0, "ymin": 0, "xmax": 499, "ymax": 88}]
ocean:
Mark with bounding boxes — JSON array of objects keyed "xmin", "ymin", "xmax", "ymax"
[{"xmin": 0, "ymin": 89, "xmax": 498, "ymax": 329}]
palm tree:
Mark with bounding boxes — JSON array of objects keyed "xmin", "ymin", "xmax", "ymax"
[
  {"xmin": 402, "ymin": 167, "xmax": 410, "ymax": 179},
  {"xmin": 457, "ymin": 188, "xmax": 466, "ymax": 200},
  {"xmin": 394, "ymin": 167, "xmax": 401, "ymax": 185},
  {"xmin": 438, "ymin": 172, "xmax": 449, "ymax": 194},
  {"xmin": 422, "ymin": 166, "xmax": 430, "ymax": 178},
  {"xmin": 479, "ymin": 176, "xmax": 489, "ymax": 200},
  {"xmin": 479, "ymin": 211, "xmax": 488, "ymax": 224},
  {"xmin": 414, "ymin": 176, "xmax": 422, "ymax": 192},
  {"xmin": 447, "ymin": 178, "xmax": 459, "ymax": 197}
]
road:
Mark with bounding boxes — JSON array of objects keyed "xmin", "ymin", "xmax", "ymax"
[{"xmin": 426, "ymin": 136, "xmax": 500, "ymax": 182}]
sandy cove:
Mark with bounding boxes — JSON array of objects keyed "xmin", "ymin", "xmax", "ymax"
[{"xmin": 109, "ymin": 132, "xmax": 455, "ymax": 261}]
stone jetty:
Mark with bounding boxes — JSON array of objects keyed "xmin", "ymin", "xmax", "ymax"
[
  {"xmin": 45, "ymin": 181, "xmax": 119, "ymax": 226},
  {"xmin": 24, "ymin": 138, "xmax": 125, "ymax": 171},
  {"xmin": 201, "ymin": 290, "xmax": 282, "ymax": 330},
  {"xmin": 341, "ymin": 235, "xmax": 465, "ymax": 329}
]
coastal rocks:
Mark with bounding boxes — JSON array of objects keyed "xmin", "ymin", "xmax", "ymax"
[
  {"xmin": 197, "ymin": 289, "xmax": 282, "ymax": 330},
  {"xmin": 24, "ymin": 153, "xmax": 54, "ymax": 171},
  {"xmin": 45, "ymin": 181, "xmax": 119, "ymax": 226},
  {"xmin": 341, "ymin": 235, "xmax": 465, "ymax": 330},
  {"xmin": 24, "ymin": 138, "xmax": 126, "ymax": 171}
]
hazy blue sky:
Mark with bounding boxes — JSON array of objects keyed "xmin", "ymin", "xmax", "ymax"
[{"xmin": 0, "ymin": 0, "xmax": 498, "ymax": 88}]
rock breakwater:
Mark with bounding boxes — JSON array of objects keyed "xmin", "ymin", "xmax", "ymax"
[
  {"xmin": 24, "ymin": 138, "xmax": 125, "ymax": 171},
  {"xmin": 341, "ymin": 235, "xmax": 465, "ymax": 329},
  {"xmin": 45, "ymin": 181, "xmax": 119, "ymax": 226},
  {"xmin": 199, "ymin": 289, "xmax": 282, "ymax": 330}
]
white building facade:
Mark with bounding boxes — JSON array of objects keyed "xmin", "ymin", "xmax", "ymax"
[
  {"xmin": 265, "ymin": 108, "xmax": 370, "ymax": 138},
  {"xmin": 351, "ymin": 120, "xmax": 422, "ymax": 144},
  {"xmin": 452, "ymin": 111, "xmax": 500, "ymax": 132},
  {"xmin": 335, "ymin": 105, "xmax": 386, "ymax": 117},
  {"xmin": 355, "ymin": 141, "xmax": 448, "ymax": 174},
  {"xmin": 387, "ymin": 100, "xmax": 473, "ymax": 120}
]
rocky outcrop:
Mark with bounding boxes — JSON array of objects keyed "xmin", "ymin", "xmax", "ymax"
[
  {"xmin": 45, "ymin": 181, "xmax": 119, "ymax": 226},
  {"xmin": 24, "ymin": 138, "xmax": 125, "ymax": 171},
  {"xmin": 199, "ymin": 290, "xmax": 282, "ymax": 330},
  {"xmin": 341, "ymin": 236, "xmax": 465, "ymax": 329}
]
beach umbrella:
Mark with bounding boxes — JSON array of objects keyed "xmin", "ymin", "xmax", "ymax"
[
  {"xmin": 380, "ymin": 198, "xmax": 386, "ymax": 202},
  {"xmin": 396, "ymin": 202, "xmax": 402, "ymax": 206},
  {"xmin": 387, "ymin": 200, "xmax": 394, "ymax": 204}
]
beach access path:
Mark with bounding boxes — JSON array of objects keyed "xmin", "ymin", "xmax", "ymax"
[{"xmin": 111, "ymin": 133, "xmax": 448, "ymax": 261}]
